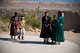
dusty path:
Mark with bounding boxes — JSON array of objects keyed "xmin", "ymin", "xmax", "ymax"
[{"xmin": 0, "ymin": 32, "xmax": 80, "ymax": 53}]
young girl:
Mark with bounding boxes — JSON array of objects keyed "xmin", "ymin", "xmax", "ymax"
[
  {"xmin": 15, "ymin": 18, "xmax": 21, "ymax": 38},
  {"xmin": 18, "ymin": 16, "xmax": 25, "ymax": 40},
  {"xmin": 51, "ymin": 15, "xmax": 57, "ymax": 44}
]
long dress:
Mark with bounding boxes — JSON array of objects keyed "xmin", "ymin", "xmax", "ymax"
[
  {"xmin": 10, "ymin": 16, "xmax": 18, "ymax": 36},
  {"xmin": 40, "ymin": 16, "xmax": 51, "ymax": 38},
  {"xmin": 53, "ymin": 16, "xmax": 65, "ymax": 42},
  {"xmin": 20, "ymin": 20, "xmax": 25, "ymax": 35},
  {"xmin": 51, "ymin": 20, "xmax": 56, "ymax": 41}
]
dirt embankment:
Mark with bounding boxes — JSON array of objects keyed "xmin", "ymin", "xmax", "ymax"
[{"xmin": 65, "ymin": 31, "xmax": 80, "ymax": 46}]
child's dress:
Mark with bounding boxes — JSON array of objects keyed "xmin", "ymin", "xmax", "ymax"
[{"xmin": 20, "ymin": 20, "xmax": 25, "ymax": 35}]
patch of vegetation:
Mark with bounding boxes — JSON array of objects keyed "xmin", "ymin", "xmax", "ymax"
[{"xmin": 0, "ymin": 9, "xmax": 41, "ymax": 31}]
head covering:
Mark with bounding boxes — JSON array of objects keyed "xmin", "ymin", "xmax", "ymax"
[
  {"xmin": 14, "ymin": 12, "xmax": 18, "ymax": 16},
  {"xmin": 58, "ymin": 11, "xmax": 62, "ymax": 16},
  {"xmin": 21, "ymin": 16, "xmax": 24, "ymax": 19}
]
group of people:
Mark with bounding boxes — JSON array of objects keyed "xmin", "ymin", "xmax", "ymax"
[
  {"xmin": 8, "ymin": 12, "xmax": 25, "ymax": 40},
  {"xmin": 8, "ymin": 11, "xmax": 64, "ymax": 45},
  {"xmin": 40, "ymin": 11, "xmax": 65, "ymax": 45}
]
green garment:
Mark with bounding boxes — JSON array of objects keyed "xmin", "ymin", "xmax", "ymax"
[{"xmin": 52, "ymin": 16, "xmax": 65, "ymax": 42}]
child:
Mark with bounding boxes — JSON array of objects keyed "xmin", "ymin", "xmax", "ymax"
[
  {"xmin": 18, "ymin": 16, "xmax": 25, "ymax": 40},
  {"xmin": 51, "ymin": 15, "xmax": 57, "ymax": 44},
  {"xmin": 15, "ymin": 17, "xmax": 21, "ymax": 38}
]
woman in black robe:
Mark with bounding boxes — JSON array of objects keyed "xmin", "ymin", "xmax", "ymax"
[
  {"xmin": 8, "ymin": 12, "xmax": 18, "ymax": 40},
  {"xmin": 40, "ymin": 11, "xmax": 51, "ymax": 43}
]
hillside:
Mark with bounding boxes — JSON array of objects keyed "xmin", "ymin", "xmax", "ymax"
[{"xmin": 0, "ymin": 0, "xmax": 80, "ymax": 11}]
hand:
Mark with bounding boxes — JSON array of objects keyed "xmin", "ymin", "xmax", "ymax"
[
  {"xmin": 55, "ymin": 17, "xmax": 57, "ymax": 20},
  {"xmin": 45, "ymin": 25, "xmax": 48, "ymax": 28},
  {"xmin": 50, "ymin": 27, "xmax": 52, "ymax": 31}
]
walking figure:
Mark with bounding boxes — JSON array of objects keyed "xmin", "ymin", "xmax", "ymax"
[{"xmin": 8, "ymin": 12, "xmax": 19, "ymax": 40}]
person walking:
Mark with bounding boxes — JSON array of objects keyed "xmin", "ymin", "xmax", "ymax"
[
  {"xmin": 18, "ymin": 16, "xmax": 25, "ymax": 40},
  {"xmin": 8, "ymin": 12, "xmax": 19, "ymax": 40}
]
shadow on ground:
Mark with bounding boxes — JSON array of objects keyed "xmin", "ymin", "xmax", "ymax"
[
  {"xmin": 0, "ymin": 38, "xmax": 11, "ymax": 41},
  {"xmin": 0, "ymin": 38, "xmax": 53, "ymax": 45}
]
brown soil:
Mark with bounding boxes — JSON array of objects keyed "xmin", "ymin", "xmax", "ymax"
[{"xmin": 65, "ymin": 31, "xmax": 80, "ymax": 46}]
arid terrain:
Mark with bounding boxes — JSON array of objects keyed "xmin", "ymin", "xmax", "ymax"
[
  {"xmin": 0, "ymin": 0, "xmax": 80, "ymax": 47},
  {"xmin": 0, "ymin": 0, "xmax": 80, "ymax": 11}
]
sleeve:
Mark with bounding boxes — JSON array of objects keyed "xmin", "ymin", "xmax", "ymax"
[
  {"xmin": 42, "ymin": 16, "xmax": 45, "ymax": 25},
  {"xmin": 52, "ymin": 20, "xmax": 57, "ymax": 26},
  {"xmin": 10, "ymin": 16, "xmax": 14, "ymax": 23},
  {"xmin": 51, "ymin": 21, "xmax": 53, "ymax": 27},
  {"xmin": 56, "ymin": 16, "xmax": 64, "ymax": 25},
  {"xmin": 10, "ymin": 17, "xmax": 12, "ymax": 23},
  {"xmin": 49, "ymin": 17, "xmax": 52, "ymax": 24},
  {"xmin": 62, "ymin": 17, "xmax": 64, "ymax": 24},
  {"xmin": 56, "ymin": 16, "xmax": 61, "ymax": 23},
  {"xmin": 50, "ymin": 17, "xmax": 52, "ymax": 26}
]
